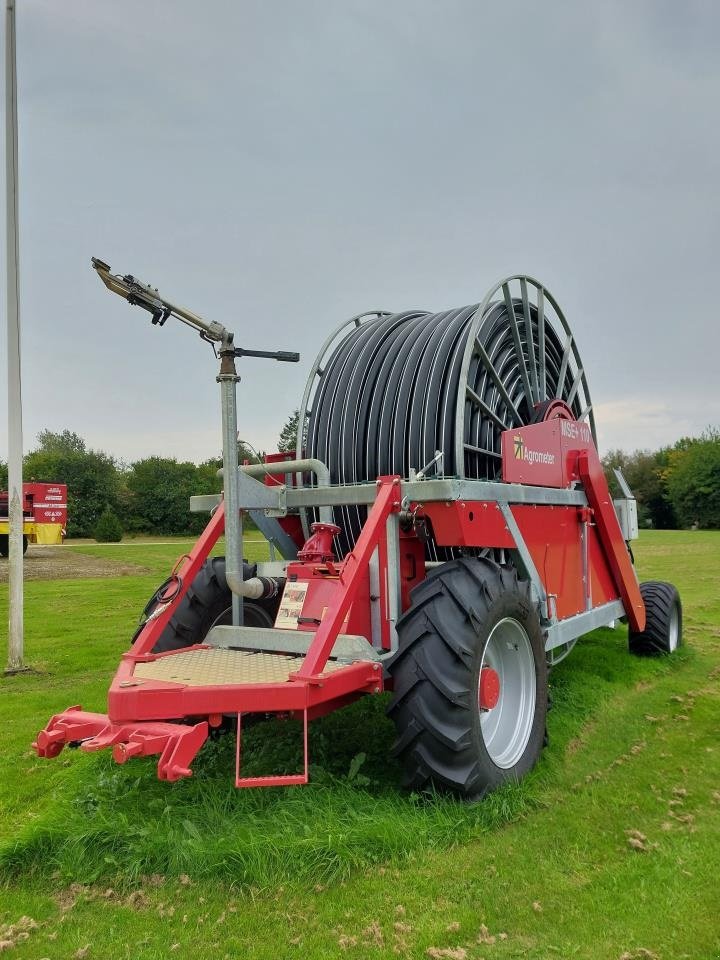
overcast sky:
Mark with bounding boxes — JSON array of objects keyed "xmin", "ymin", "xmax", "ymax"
[{"xmin": 1, "ymin": 0, "xmax": 718, "ymax": 466}]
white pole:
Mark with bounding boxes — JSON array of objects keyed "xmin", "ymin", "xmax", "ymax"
[{"xmin": 5, "ymin": 0, "xmax": 24, "ymax": 673}]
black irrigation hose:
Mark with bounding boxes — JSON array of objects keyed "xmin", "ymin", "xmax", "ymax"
[{"xmin": 306, "ymin": 297, "xmax": 589, "ymax": 559}]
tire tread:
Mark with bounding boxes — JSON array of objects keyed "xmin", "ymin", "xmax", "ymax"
[
  {"xmin": 629, "ymin": 580, "xmax": 682, "ymax": 656},
  {"xmin": 387, "ymin": 557, "xmax": 546, "ymax": 798}
]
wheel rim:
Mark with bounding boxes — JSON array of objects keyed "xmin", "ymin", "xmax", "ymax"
[
  {"xmin": 479, "ymin": 617, "xmax": 536, "ymax": 769},
  {"xmin": 668, "ymin": 606, "xmax": 679, "ymax": 651}
]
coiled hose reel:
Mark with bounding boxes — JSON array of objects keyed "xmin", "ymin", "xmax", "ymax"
[{"xmin": 299, "ymin": 276, "xmax": 595, "ymax": 560}]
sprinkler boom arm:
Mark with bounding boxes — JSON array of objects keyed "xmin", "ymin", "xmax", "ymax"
[
  {"xmin": 91, "ymin": 256, "xmax": 227, "ymax": 342},
  {"xmin": 91, "ymin": 256, "xmax": 300, "ymax": 627},
  {"xmin": 90, "ymin": 257, "xmax": 300, "ymax": 363}
]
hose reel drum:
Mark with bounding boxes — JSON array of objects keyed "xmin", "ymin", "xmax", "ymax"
[{"xmin": 299, "ymin": 275, "xmax": 595, "ymax": 558}]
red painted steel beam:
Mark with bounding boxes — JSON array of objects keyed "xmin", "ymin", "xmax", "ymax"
[
  {"xmin": 294, "ymin": 476, "xmax": 402, "ymax": 678},
  {"xmin": 108, "ymin": 658, "xmax": 382, "ymax": 722},
  {"xmin": 576, "ymin": 448, "xmax": 645, "ymax": 632}
]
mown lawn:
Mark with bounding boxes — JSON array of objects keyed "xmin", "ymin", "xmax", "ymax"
[{"xmin": 0, "ymin": 531, "xmax": 719, "ymax": 959}]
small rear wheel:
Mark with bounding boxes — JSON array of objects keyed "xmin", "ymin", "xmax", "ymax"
[
  {"xmin": 629, "ymin": 581, "xmax": 682, "ymax": 656},
  {"xmin": 0, "ymin": 533, "xmax": 28, "ymax": 557},
  {"xmin": 0, "ymin": 535, "xmax": 26, "ymax": 556},
  {"xmin": 387, "ymin": 557, "xmax": 548, "ymax": 799},
  {"xmin": 137, "ymin": 557, "xmax": 281, "ymax": 653}
]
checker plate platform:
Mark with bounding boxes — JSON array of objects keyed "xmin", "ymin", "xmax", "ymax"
[{"xmin": 133, "ymin": 648, "xmax": 350, "ymax": 687}]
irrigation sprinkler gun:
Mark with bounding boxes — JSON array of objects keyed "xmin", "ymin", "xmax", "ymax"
[
  {"xmin": 33, "ymin": 263, "xmax": 683, "ymax": 796},
  {"xmin": 91, "ymin": 258, "xmax": 298, "ymax": 625}
]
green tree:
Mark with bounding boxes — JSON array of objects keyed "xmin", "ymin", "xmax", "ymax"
[
  {"xmin": 94, "ymin": 506, "xmax": 123, "ymax": 542},
  {"xmin": 602, "ymin": 447, "xmax": 675, "ymax": 529},
  {"xmin": 278, "ymin": 409, "xmax": 301, "ymax": 454},
  {"xmin": 125, "ymin": 457, "xmax": 206, "ymax": 534},
  {"xmin": 196, "ymin": 457, "xmax": 224, "ymax": 495},
  {"xmin": 0, "ymin": 460, "xmax": 7, "ymax": 489},
  {"xmin": 24, "ymin": 431, "xmax": 120, "ymax": 538},
  {"xmin": 666, "ymin": 429, "xmax": 720, "ymax": 529},
  {"xmin": 35, "ymin": 429, "xmax": 87, "ymax": 456}
]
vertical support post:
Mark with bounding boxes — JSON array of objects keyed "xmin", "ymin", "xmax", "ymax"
[
  {"xmin": 579, "ymin": 511, "xmax": 592, "ymax": 611},
  {"xmin": 368, "ymin": 546, "xmax": 383, "ymax": 650},
  {"xmin": 218, "ymin": 336, "xmax": 243, "ymax": 626},
  {"xmin": 385, "ymin": 513, "xmax": 401, "ymax": 653},
  {"xmin": 5, "ymin": 0, "xmax": 24, "ymax": 674}
]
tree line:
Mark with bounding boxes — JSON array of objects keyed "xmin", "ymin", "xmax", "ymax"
[
  {"xmin": 0, "ymin": 422, "xmax": 718, "ymax": 539},
  {"xmin": 602, "ymin": 427, "xmax": 720, "ymax": 530},
  {"xmin": 0, "ymin": 429, "xmax": 258, "ymax": 540}
]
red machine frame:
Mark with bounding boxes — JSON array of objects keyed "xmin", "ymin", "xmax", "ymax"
[
  {"xmin": 0, "ymin": 482, "xmax": 67, "ymax": 546},
  {"xmin": 35, "ymin": 406, "xmax": 643, "ymax": 787}
]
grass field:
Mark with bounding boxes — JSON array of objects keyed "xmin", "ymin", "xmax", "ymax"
[{"xmin": 0, "ymin": 531, "xmax": 719, "ymax": 959}]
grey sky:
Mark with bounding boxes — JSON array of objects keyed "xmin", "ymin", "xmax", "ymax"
[{"xmin": 1, "ymin": 0, "xmax": 718, "ymax": 465}]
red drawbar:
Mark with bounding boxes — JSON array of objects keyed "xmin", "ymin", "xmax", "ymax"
[
  {"xmin": 33, "ymin": 706, "xmax": 107, "ymax": 758},
  {"xmin": 33, "ymin": 708, "xmax": 208, "ymax": 781}
]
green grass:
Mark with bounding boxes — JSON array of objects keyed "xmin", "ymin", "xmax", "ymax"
[
  {"xmin": 1, "ymin": 531, "xmax": 719, "ymax": 959},
  {"xmin": 63, "ymin": 534, "xmax": 272, "ymax": 578}
]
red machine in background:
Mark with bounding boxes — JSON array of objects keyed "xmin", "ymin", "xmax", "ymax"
[{"xmin": 0, "ymin": 482, "xmax": 67, "ymax": 556}]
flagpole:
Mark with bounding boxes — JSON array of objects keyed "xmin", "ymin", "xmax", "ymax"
[{"xmin": 6, "ymin": 0, "xmax": 25, "ymax": 673}]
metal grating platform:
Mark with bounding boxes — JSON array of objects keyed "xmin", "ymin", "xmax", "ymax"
[{"xmin": 133, "ymin": 648, "xmax": 350, "ymax": 687}]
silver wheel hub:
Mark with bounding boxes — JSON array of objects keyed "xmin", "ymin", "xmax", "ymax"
[
  {"xmin": 668, "ymin": 606, "xmax": 679, "ymax": 651},
  {"xmin": 479, "ymin": 617, "xmax": 536, "ymax": 769}
]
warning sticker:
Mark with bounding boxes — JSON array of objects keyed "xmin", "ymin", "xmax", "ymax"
[{"xmin": 275, "ymin": 581, "xmax": 309, "ymax": 630}]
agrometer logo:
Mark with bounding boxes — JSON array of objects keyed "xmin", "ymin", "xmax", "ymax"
[{"xmin": 513, "ymin": 435, "xmax": 555, "ymax": 466}]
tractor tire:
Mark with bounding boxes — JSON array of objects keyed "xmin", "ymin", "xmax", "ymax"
[
  {"xmin": 629, "ymin": 581, "xmax": 682, "ymax": 656},
  {"xmin": 145, "ymin": 557, "xmax": 280, "ymax": 654},
  {"xmin": 387, "ymin": 557, "xmax": 548, "ymax": 799},
  {"xmin": 0, "ymin": 535, "xmax": 27, "ymax": 556}
]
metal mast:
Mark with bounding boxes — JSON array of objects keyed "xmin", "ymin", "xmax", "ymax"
[{"xmin": 5, "ymin": 0, "xmax": 24, "ymax": 673}]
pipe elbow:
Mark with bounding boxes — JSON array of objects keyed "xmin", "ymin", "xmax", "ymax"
[{"xmin": 226, "ymin": 570, "xmax": 284, "ymax": 601}]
